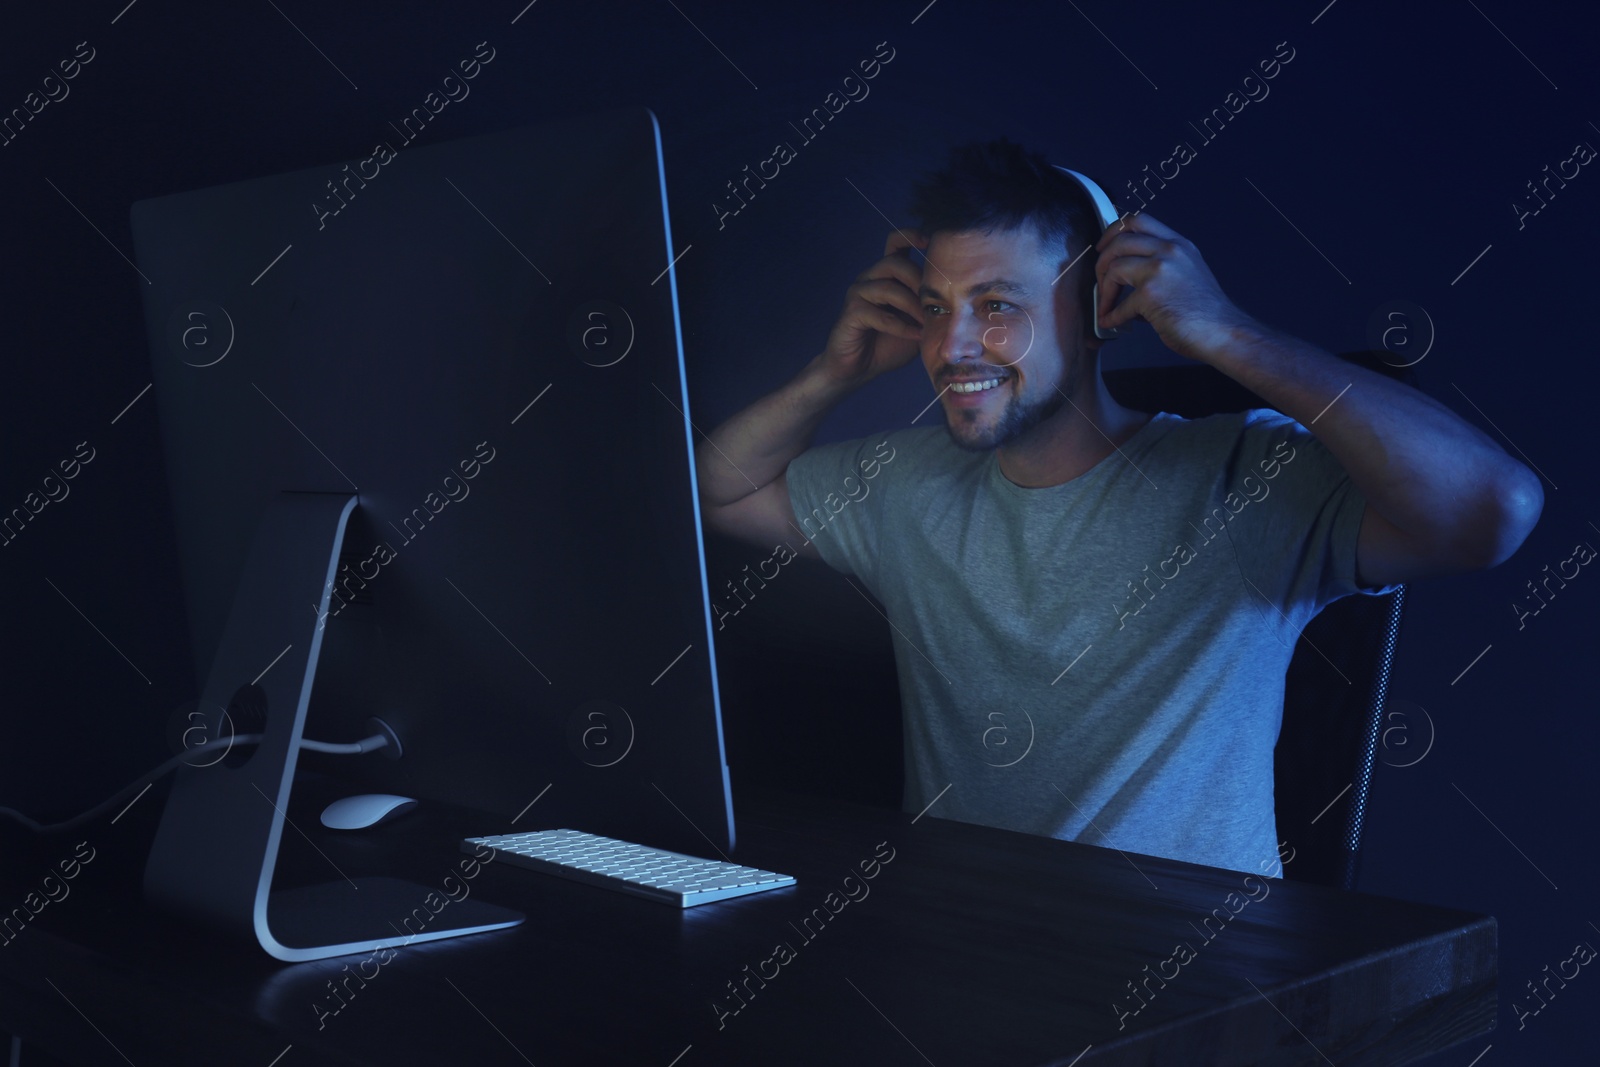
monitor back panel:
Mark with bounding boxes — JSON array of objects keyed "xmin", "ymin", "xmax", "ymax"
[{"xmin": 130, "ymin": 108, "xmax": 735, "ymax": 855}]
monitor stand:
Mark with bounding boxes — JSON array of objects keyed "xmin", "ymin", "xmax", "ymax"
[{"xmin": 143, "ymin": 492, "xmax": 524, "ymax": 961}]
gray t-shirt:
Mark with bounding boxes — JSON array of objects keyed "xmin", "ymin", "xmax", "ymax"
[{"xmin": 785, "ymin": 409, "xmax": 1398, "ymax": 875}]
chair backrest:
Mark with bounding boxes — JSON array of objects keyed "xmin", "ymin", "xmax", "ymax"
[{"xmin": 1102, "ymin": 351, "xmax": 1414, "ymax": 889}]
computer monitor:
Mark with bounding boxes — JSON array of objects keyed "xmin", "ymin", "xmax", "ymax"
[{"xmin": 129, "ymin": 108, "xmax": 736, "ymax": 959}]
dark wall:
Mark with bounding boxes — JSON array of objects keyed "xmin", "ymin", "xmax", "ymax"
[{"xmin": 1, "ymin": 1, "xmax": 1594, "ymax": 1061}]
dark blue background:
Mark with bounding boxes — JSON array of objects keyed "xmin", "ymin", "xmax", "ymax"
[{"xmin": 1, "ymin": 1, "xmax": 1593, "ymax": 1062}]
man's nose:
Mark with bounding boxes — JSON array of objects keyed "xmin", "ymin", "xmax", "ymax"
[{"xmin": 936, "ymin": 308, "xmax": 988, "ymax": 364}]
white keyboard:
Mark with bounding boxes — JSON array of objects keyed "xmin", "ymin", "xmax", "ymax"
[{"xmin": 463, "ymin": 828, "xmax": 796, "ymax": 907}]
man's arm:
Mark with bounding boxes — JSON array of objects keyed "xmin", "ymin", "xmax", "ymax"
[
  {"xmin": 1093, "ymin": 213, "xmax": 1543, "ymax": 588},
  {"xmin": 1187, "ymin": 325, "xmax": 1540, "ymax": 587},
  {"xmin": 696, "ymin": 229, "xmax": 928, "ymax": 556},
  {"xmin": 695, "ymin": 359, "xmax": 847, "ymax": 559}
]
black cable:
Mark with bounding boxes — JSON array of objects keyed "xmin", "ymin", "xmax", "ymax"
[{"xmin": 0, "ymin": 730, "xmax": 390, "ymax": 835}]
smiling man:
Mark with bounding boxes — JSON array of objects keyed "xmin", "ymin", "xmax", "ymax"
[{"xmin": 694, "ymin": 139, "xmax": 1541, "ymax": 875}]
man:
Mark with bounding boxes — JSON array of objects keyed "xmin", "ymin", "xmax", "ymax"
[{"xmin": 694, "ymin": 139, "xmax": 1541, "ymax": 875}]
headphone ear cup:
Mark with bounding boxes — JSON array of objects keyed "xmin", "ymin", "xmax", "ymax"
[{"xmin": 1090, "ymin": 281, "xmax": 1118, "ymax": 341}]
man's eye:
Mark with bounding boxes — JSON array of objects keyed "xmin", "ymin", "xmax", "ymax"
[
  {"xmin": 984, "ymin": 300, "xmax": 1015, "ymax": 314},
  {"xmin": 923, "ymin": 304, "xmax": 947, "ymax": 316}
]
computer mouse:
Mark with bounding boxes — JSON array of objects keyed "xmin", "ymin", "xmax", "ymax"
[{"xmin": 320, "ymin": 793, "xmax": 418, "ymax": 830}]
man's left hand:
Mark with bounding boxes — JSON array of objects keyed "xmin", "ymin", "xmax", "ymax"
[{"xmin": 1093, "ymin": 213, "xmax": 1258, "ymax": 362}]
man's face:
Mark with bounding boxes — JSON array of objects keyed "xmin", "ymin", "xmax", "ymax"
[{"xmin": 917, "ymin": 221, "xmax": 1096, "ymax": 452}]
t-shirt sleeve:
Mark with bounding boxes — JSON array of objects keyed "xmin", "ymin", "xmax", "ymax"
[
  {"xmin": 784, "ymin": 434, "xmax": 898, "ymax": 590},
  {"xmin": 1227, "ymin": 409, "xmax": 1402, "ymax": 619}
]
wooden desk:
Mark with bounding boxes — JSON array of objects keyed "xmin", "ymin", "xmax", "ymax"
[{"xmin": 0, "ymin": 781, "xmax": 1494, "ymax": 1065}]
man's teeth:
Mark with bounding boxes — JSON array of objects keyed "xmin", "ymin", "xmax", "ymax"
[{"xmin": 951, "ymin": 377, "xmax": 1006, "ymax": 394}]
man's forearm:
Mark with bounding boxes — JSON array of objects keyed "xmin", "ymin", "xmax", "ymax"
[
  {"xmin": 696, "ymin": 353, "xmax": 850, "ymax": 507},
  {"xmin": 1204, "ymin": 320, "xmax": 1543, "ymax": 567}
]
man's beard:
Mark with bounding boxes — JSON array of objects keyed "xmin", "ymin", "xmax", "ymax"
[{"xmin": 946, "ymin": 374, "xmax": 1072, "ymax": 452}]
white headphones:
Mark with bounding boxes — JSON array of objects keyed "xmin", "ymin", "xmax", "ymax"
[{"xmin": 1053, "ymin": 165, "xmax": 1122, "ymax": 340}]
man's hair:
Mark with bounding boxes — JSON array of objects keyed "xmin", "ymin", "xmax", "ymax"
[{"xmin": 907, "ymin": 138, "xmax": 1102, "ymax": 334}]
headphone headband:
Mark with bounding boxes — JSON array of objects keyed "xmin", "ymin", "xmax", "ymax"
[{"xmin": 1052, "ymin": 165, "xmax": 1121, "ymax": 340}]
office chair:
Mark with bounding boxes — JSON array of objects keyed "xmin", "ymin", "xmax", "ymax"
[{"xmin": 1102, "ymin": 350, "xmax": 1415, "ymax": 890}]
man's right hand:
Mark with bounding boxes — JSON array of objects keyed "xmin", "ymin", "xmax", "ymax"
[
  {"xmin": 814, "ymin": 229, "xmax": 928, "ymax": 392},
  {"xmin": 696, "ymin": 229, "xmax": 930, "ymax": 556}
]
